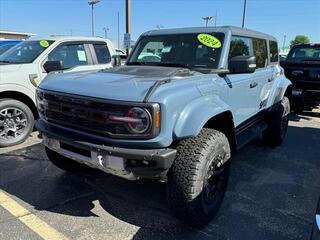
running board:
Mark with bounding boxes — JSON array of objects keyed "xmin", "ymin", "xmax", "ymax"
[{"xmin": 236, "ymin": 120, "xmax": 268, "ymax": 149}]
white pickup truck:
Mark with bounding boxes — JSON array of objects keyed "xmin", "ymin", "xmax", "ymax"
[{"xmin": 0, "ymin": 36, "xmax": 118, "ymax": 147}]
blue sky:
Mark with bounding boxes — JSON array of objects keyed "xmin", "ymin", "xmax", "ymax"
[{"xmin": 1, "ymin": 0, "xmax": 319, "ymax": 48}]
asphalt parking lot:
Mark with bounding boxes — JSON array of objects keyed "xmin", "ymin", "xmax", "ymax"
[{"xmin": 0, "ymin": 109, "xmax": 319, "ymax": 240}]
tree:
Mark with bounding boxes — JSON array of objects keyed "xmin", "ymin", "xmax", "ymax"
[{"xmin": 290, "ymin": 35, "xmax": 310, "ymax": 48}]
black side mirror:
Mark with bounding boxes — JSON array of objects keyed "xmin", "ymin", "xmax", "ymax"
[
  {"xmin": 111, "ymin": 55, "xmax": 121, "ymax": 67},
  {"xmin": 43, "ymin": 60, "xmax": 64, "ymax": 73},
  {"xmin": 228, "ymin": 56, "xmax": 256, "ymax": 74}
]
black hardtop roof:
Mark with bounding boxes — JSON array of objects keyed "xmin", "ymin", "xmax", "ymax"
[{"xmin": 142, "ymin": 25, "xmax": 277, "ymax": 42}]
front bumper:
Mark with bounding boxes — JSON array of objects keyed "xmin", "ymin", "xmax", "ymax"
[{"xmin": 36, "ymin": 119, "xmax": 176, "ymax": 180}]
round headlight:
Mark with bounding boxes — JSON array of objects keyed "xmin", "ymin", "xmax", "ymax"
[{"xmin": 126, "ymin": 107, "xmax": 151, "ymax": 134}]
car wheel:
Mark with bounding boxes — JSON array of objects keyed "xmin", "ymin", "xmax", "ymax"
[
  {"xmin": 167, "ymin": 128, "xmax": 231, "ymax": 227},
  {"xmin": 262, "ymin": 96, "xmax": 290, "ymax": 147},
  {"xmin": 0, "ymin": 99, "xmax": 34, "ymax": 147},
  {"xmin": 45, "ymin": 147, "xmax": 96, "ymax": 174}
]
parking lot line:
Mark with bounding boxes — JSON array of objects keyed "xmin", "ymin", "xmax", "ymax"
[{"xmin": 0, "ymin": 191, "xmax": 68, "ymax": 240}]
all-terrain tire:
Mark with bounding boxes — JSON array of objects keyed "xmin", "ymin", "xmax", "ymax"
[
  {"xmin": 0, "ymin": 99, "xmax": 34, "ymax": 147},
  {"xmin": 167, "ymin": 128, "xmax": 231, "ymax": 227},
  {"xmin": 262, "ymin": 96, "xmax": 290, "ymax": 147},
  {"xmin": 46, "ymin": 147, "xmax": 93, "ymax": 174}
]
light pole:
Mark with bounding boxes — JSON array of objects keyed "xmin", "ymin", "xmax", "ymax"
[
  {"xmin": 202, "ymin": 16, "xmax": 214, "ymax": 27},
  {"xmin": 103, "ymin": 27, "xmax": 109, "ymax": 39},
  {"xmin": 282, "ymin": 35, "xmax": 287, "ymax": 51},
  {"xmin": 242, "ymin": 0, "xmax": 247, "ymax": 28},
  {"xmin": 88, "ymin": 0, "xmax": 101, "ymax": 37}
]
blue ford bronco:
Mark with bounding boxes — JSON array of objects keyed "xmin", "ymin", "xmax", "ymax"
[{"xmin": 36, "ymin": 26, "xmax": 292, "ymax": 227}]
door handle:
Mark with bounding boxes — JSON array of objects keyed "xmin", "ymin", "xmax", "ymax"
[{"xmin": 250, "ymin": 82, "xmax": 258, "ymax": 88}]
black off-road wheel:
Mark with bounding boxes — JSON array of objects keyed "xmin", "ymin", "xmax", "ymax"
[
  {"xmin": 0, "ymin": 99, "xmax": 34, "ymax": 147},
  {"xmin": 262, "ymin": 96, "xmax": 290, "ymax": 147},
  {"xmin": 46, "ymin": 147, "xmax": 93, "ymax": 174},
  {"xmin": 167, "ymin": 128, "xmax": 231, "ymax": 227}
]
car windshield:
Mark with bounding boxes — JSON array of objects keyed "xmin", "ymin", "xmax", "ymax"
[
  {"xmin": 0, "ymin": 40, "xmax": 54, "ymax": 64},
  {"xmin": 127, "ymin": 32, "xmax": 225, "ymax": 71},
  {"xmin": 287, "ymin": 45, "xmax": 320, "ymax": 61}
]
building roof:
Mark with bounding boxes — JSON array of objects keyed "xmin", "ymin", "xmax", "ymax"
[
  {"xmin": 30, "ymin": 35, "xmax": 111, "ymax": 42},
  {"xmin": 0, "ymin": 30, "xmax": 36, "ymax": 36},
  {"xmin": 143, "ymin": 25, "xmax": 277, "ymax": 41}
]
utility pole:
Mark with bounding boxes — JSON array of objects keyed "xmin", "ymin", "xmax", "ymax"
[
  {"xmin": 88, "ymin": 0, "xmax": 101, "ymax": 37},
  {"xmin": 125, "ymin": 0, "xmax": 131, "ymax": 55},
  {"xmin": 202, "ymin": 16, "xmax": 213, "ymax": 27},
  {"xmin": 103, "ymin": 27, "xmax": 109, "ymax": 39},
  {"xmin": 283, "ymin": 35, "xmax": 287, "ymax": 51},
  {"xmin": 242, "ymin": 0, "xmax": 247, "ymax": 28}
]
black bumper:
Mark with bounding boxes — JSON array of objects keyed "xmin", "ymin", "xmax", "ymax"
[{"xmin": 36, "ymin": 119, "xmax": 176, "ymax": 179}]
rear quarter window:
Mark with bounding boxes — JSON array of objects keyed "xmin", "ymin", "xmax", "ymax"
[
  {"xmin": 93, "ymin": 43, "xmax": 111, "ymax": 64},
  {"xmin": 269, "ymin": 41, "xmax": 279, "ymax": 63}
]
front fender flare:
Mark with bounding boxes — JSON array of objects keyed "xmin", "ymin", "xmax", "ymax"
[{"xmin": 173, "ymin": 95, "xmax": 231, "ymax": 139}]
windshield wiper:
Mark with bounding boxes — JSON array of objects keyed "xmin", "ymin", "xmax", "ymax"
[
  {"xmin": 156, "ymin": 62, "xmax": 191, "ymax": 69},
  {"xmin": 0, "ymin": 60, "xmax": 12, "ymax": 64},
  {"xmin": 126, "ymin": 61, "xmax": 146, "ymax": 65}
]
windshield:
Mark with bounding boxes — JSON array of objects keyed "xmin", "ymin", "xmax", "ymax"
[
  {"xmin": 127, "ymin": 33, "xmax": 225, "ymax": 70},
  {"xmin": 288, "ymin": 45, "xmax": 320, "ymax": 61},
  {"xmin": 0, "ymin": 40, "xmax": 54, "ymax": 64}
]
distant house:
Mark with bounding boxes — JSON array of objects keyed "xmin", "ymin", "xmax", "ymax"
[{"xmin": 0, "ymin": 30, "xmax": 36, "ymax": 40}]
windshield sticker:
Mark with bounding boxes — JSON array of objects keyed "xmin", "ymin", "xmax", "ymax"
[
  {"xmin": 77, "ymin": 50, "xmax": 87, "ymax": 61},
  {"xmin": 39, "ymin": 40, "xmax": 49, "ymax": 48},
  {"xmin": 197, "ymin": 34, "xmax": 221, "ymax": 48}
]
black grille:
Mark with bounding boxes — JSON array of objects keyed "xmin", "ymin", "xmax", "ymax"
[{"xmin": 37, "ymin": 91, "xmax": 136, "ymax": 137}]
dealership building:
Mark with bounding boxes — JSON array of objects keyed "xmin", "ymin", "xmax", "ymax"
[{"xmin": 0, "ymin": 30, "xmax": 35, "ymax": 40}]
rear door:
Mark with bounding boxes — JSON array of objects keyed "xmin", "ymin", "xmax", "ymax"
[
  {"xmin": 88, "ymin": 42, "xmax": 113, "ymax": 70},
  {"xmin": 251, "ymin": 38, "xmax": 273, "ymax": 111}
]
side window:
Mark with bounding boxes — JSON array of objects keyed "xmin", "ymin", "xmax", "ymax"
[
  {"xmin": 229, "ymin": 36, "xmax": 251, "ymax": 59},
  {"xmin": 48, "ymin": 44, "xmax": 88, "ymax": 69},
  {"xmin": 252, "ymin": 38, "xmax": 268, "ymax": 68},
  {"xmin": 93, "ymin": 43, "xmax": 111, "ymax": 64},
  {"xmin": 269, "ymin": 40, "xmax": 279, "ymax": 63}
]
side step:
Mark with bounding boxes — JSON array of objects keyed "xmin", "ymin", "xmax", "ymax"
[{"xmin": 236, "ymin": 120, "xmax": 268, "ymax": 149}]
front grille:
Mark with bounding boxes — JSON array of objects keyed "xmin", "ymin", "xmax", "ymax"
[{"xmin": 37, "ymin": 90, "xmax": 155, "ymax": 138}]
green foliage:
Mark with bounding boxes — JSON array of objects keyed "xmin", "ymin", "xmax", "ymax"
[{"xmin": 290, "ymin": 35, "xmax": 310, "ymax": 48}]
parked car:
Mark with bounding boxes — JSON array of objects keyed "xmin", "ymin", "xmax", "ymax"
[
  {"xmin": 0, "ymin": 36, "xmax": 117, "ymax": 147},
  {"xmin": 279, "ymin": 51, "xmax": 288, "ymax": 61},
  {"xmin": 310, "ymin": 197, "xmax": 320, "ymax": 240},
  {"xmin": 36, "ymin": 26, "xmax": 291, "ymax": 227},
  {"xmin": 0, "ymin": 40, "xmax": 22, "ymax": 55},
  {"xmin": 115, "ymin": 48, "xmax": 127, "ymax": 59},
  {"xmin": 281, "ymin": 43, "xmax": 320, "ymax": 111}
]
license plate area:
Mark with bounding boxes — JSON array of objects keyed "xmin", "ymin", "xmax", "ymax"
[{"xmin": 44, "ymin": 136, "xmax": 125, "ymax": 171}]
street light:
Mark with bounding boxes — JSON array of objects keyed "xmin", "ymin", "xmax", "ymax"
[
  {"xmin": 202, "ymin": 16, "xmax": 214, "ymax": 27},
  {"xmin": 103, "ymin": 27, "xmax": 109, "ymax": 39},
  {"xmin": 88, "ymin": 0, "xmax": 101, "ymax": 37}
]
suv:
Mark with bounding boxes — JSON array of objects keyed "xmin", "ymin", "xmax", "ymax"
[
  {"xmin": 36, "ymin": 26, "xmax": 292, "ymax": 227},
  {"xmin": 281, "ymin": 44, "xmax": 320, "ymax": 111},
  {"xmin": 0, "ymin": 36, "xmax": 117, "ymax": 147}
]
